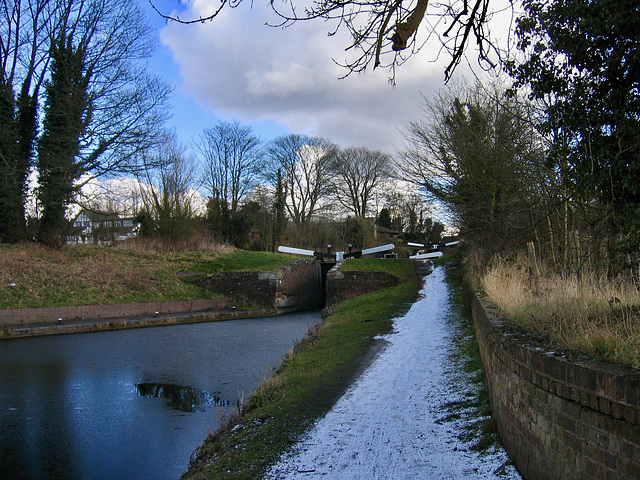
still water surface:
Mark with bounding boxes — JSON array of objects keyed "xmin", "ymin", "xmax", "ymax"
[{"xmin": 0, "ymin": 311, "xmax": 320, "ymax": 480}]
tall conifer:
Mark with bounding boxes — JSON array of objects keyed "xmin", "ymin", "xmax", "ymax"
[{"xmin": 37, "ymin": 35, "xmax": 88, "ymax": 245}]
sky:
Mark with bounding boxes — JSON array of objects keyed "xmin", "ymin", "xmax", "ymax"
[{"xmin": 139, "ymin": 0, "xmax": 517, "ymax": 155}]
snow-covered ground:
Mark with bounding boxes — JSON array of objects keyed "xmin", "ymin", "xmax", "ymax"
[{"xmin": 266, "ymin": 267, "xmax": 522, "ymax": 479}]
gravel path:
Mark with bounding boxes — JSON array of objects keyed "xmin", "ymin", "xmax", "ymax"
[{"xmin": 266, "ymin": 267, "xmax": 522, "ymax": 479}]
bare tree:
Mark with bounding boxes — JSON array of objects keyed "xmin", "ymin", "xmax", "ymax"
[
  {"xmin": 151, "ymin": 0, "xmax": 510, "ymax": 82},
  {"xmin": 330, "ymin": 146, "xmax": 391, "ymax": 218},
  {"xmin": 196, "ymin": 120, "xmax": 264, "ymax": 242},
  {"xmin": 75, "ymin": 0, "xmax": 172, "ymax": 177},
  {"xmin": 197, "ymin": 120, "xmax": 264, "ymax": 214},
  {"xmin": 0, "ymin": 0, "xmax": 171, "ymax": 243},
  {"xmin": 266, "ymin": 134, "xmax": 335, "ymax": 225},
  {"xmin": 136, "ymin": 138, "xmax": 200, "ymax": 241}
]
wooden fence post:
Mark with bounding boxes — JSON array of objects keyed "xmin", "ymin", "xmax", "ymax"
[
  {"xmin": 570, "ymin": 230, "xmax": 582, "ymax": 282},
  {"xmin": 527, "ymin": 241, "xmax": 540, "ymax": 295}
]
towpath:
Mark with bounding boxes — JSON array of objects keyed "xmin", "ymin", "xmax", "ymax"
[{"xmin": 266, "ymin": 267, "xmax": 522, "ymax": 479}]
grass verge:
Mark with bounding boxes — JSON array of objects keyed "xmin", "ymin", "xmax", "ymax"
[
  {"xmin": 183, "ymin": 260, "xmax": 419, "ymax": 480},
  {"xmin": 437, "ymin": 257, "xmax": 501, "ymax": 452},
  {"xmin": 192, "ymin": 250, "xmax": 300, "ymax": 275},
  {"xmin": 0, "ymin": 243, "xmax": 296, "ymax": 309},
  {"xmin": 338, "ymin": 257, "xmax": 416, "ymax": 282},
  {"xmin": 481, "ymin": 255, "xmax": 640, "ymax": 369}
]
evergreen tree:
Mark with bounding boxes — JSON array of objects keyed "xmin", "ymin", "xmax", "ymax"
[
  {"xmin": 272, "ymin": 169, "xmax": 287, "ymax": 251},
  {"xmin": 37, "ymin": 35, "xmax": 89, "ymax": 245},
  {"xmin": 0, "ymin": 81, "xmax": 18, "ymax": 243},
  {"xmin": 377, "ymin": 208, "xmax": 392, "ymax": 230},
  {"xmin": 0, "ymin": 82, "xmax": 34, "ymax": 243},
  {"xmin": 508, "ymin": 0, "xmax": 640, "ymax": 249},
  {"xmin": 14, "ymin": 89, "xmax": 39, "ymax": 239}
]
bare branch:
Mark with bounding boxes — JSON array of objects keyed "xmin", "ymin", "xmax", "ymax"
[
  {"xmin": 390, "ymin": 0, "xmax": 428, "ymax": 51},
  {"xmin": 148, "ymin": 0, "xmax": 229, "ymax": 25},
  {"xmin": 149, "ymin": 0, "xmax": 509, "ymax": 83}
]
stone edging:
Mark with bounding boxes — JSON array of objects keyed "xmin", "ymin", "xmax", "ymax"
[
  {"xmin": 0, "ymin": 298, "xmax": 227, "ymax": 325},
  {"xmin": 1, "ymin": 307, "xmax": 276, "ymax": 339}
]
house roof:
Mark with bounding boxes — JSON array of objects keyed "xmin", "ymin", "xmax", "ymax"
[
  {"xmin": 375, "ymin": 224, "xmax": 400, "ymax": 235},
  {"xmin": 74, "ymin": 209, "xmax": 136, "ymax": 222}
]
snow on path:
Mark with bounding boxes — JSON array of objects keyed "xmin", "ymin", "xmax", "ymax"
[{"xmin": 266, "ymin": 267, "xmax": 521, "ymax": 480}]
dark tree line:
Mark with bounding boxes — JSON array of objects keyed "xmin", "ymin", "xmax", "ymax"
[
  {"xmin": 189, "ymin": 123, "xmax": 413, "ymax": 250},
  {"xmin": 400, "ymin": 80, "xmax": 554, "ymax": 253},
  {"xmin": 398, "ymin": 0, "xmax": 640, "ymax": 274},
  {"xmin": 507, "ymin": 0, "xmax": 640, "ymax": 251}
]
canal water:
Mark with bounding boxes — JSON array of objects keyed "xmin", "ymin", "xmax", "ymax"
[{"xmin": 0, "ymin": 311, "xmax": 321, "ymax": 480}]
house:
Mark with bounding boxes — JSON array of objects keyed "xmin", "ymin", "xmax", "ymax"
[
  {"xmin": 67, "ymin": 210, "xmax": 138, "ymax": 245},
  {"xmin": 374, "ymin": 224, "xmax": 401, "ymax": 242}
]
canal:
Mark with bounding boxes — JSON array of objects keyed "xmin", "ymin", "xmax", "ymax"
[{"xmin": 0, "ymin": 311, "xmax": 321, "ymax": 480}]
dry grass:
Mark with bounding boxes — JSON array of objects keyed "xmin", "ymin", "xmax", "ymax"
[
  {"xmin": 0, "ymin": 240, "xmax": 234, "ymax": 309},
  {"xmin": 481, "ymin": 255, "xmax": 640, "ymax": 369}
]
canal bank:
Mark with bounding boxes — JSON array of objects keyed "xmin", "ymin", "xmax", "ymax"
[
  {"xmin": 0, "ymin": 259, "xmax": 323, "ymax": 338},
  {"xmin": 1, "ymin": 258, "xmax": 411, "ymax": 339},
  {"xmin": 0, "ymin": 304, "xmax": 278, "ymax": 339},
  {"xmin": 183, "ymin": 262, "xmax": 520, "ymax": 479}
]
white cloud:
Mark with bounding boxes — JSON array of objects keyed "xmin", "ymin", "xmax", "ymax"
[
  {"xmin": 245, "ymin": 62, "xmax": 317, "ymax": 97},
  {"xmin": 158, "ymin": 0, "xmax": 515, "ymax": 153},
  {"xmin": 159, "ymin": 2, "xmax": 439, "ymax": 152}
]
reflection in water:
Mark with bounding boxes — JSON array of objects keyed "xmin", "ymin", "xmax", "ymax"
[
  {"xmin": 135, "ymin": 383, "xmax": 230, "ymax": 412},
  {"xmin": 0, "ymin": 310, "xmax": 321, "ymax": 480}
]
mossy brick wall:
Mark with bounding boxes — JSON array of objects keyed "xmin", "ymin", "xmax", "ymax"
[
  {"xmin": 472, "ymin": 298, "xmax": 640, "ymax": 480},
  {"xmin": 326, "ymin": 267, "xmax": 399, "ymax": 306},
  {"xmin": 0, "ymin": 298, "xmax": 226, "ymax": 325},
  {"xmin": 193, "ymin": 259, "xmax": 321, "ymax": 313},
  {"xmin": 276, "ymin": 259, "xmax": 321, "ymax": 312},
  {"xmin": 194, "ymin": 271, "xmax": 279, "ymax": 308}
]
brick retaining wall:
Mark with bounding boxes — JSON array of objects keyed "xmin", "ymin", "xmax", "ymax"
[
  {"xmin": 276, "ymin": 260, "xmax": 321, "ymax": 312},
  {"xmin": 0, "ymin": 298, "xmax": 226, "ymax": 325},
  {"xmin": 472, "ymin": 298, "xmax": 640, "ymax": 480},
  {"xmin": 325, "ymin": 266, "xmax": 399, "ymax": 305},
  {"xmin": 192, "ymin": 259, "xmax": 321, "ymax": 313},
  {"xmin": 193, "ymin": 271, "xmax": 279, "ymax": 307}
]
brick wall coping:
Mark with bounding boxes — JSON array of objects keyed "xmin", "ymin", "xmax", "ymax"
[
  {"xmin": 473, "ymin": 297, "xmax": 640, "ymax": 479},
  {"xmin": 476, "ymin": 299, "xmax": 640, "ymax": 416},
  {"xmin": 0, "ymin": 297, "xmax": 226, "ymax": 325}
]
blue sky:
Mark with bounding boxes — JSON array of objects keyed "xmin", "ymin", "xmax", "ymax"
[
  {"xmin": 140, "ymin": 0, "xmax": 289, "ymax": 147},
  {"xmin": 139, "ymin": 0, "xmax": 515, "ymax": 153}
]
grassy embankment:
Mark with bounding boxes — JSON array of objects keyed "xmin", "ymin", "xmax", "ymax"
[
  {"xmin": 480, "ymin": 255, "xmax": 640, "ymax": 369},
  {"xmin": 0, "ymin": 242, "xmax": 295, "ymax": 309},
  {"xmin": 437, "ymin": 258, "xmax": 501, "ymax": 453},
  {"xmin": 183, "ymin": 258, "xmax": 420, "ymax": 480}
]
